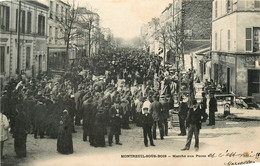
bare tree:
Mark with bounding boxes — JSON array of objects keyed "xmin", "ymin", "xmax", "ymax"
[
  {"xmin": 167, "ymin": 22, "xmax": 186, "ymax": 67},
  {"xmin": 56, "ymin": 0, "xmax": 79, "ymax": 66},
  {"xmin": 151, "ymin": 18, "xmax": 169, "ymax": 69},
  {"xmin": 78, "ymin": 10, "xmax": 99, "ymax": 56}
]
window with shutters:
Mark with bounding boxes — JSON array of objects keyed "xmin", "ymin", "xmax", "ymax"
[
  {"xmin": 61, "ymin": 6, "xmax": 64, "ymax": 22},
  {"xmin": 0, "ymin": 5, "xmax": 10, "ymax": 31},
  {"xmin": 56, "ymin": 4, "xmax": 59, "ymax": 21},
  {"xmin": 26, "ymin": 47, "xmax": 31, "ymax": 69},
  {"xmin": 27, "ymin": 11, "xmax": 31, "ymax": 34},
  {"xmin": 38, "ymin": 15, "xmax": 45, "ymax": 36},
  {"xmin": 0, "ymin": 46, "xmax": 5, "ymax": 73},
  {"xmin": 246, "ymin": 28, "xmax": 252, "ymax": 51},
  {"xmin": 55, "ymin": 27, "xmax": 58, "ymax": 44},
  {"xmin": 228, "ymin": 30, "xmax": 231, "ymax": 51},
  {"xmin": 49, "ymin": 26, "xmax": 52, "ymax": 42},
  {"xmin": 21, "ymin": 10, "xmax": 25, "ymax": 33},
  {"xmin": 253, "ymin": 27, "xmax": 260, "ymax": 52},
  {"xmin": 255, "ymin": 0, "xmax": 260, "ymax": 8}
]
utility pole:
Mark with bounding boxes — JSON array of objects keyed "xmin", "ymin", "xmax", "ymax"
[{"xmin": 16, "ymin": 0, "xmax": 21, "ymax": 74}]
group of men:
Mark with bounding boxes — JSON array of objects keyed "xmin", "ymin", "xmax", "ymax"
[{"xmin": 0, "ymin": 48, "xmax": 220, "ymax": 158}]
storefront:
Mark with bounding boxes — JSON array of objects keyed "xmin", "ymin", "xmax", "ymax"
[
  {"xmin": 236, "ymin": 54, "xmax": 260, "ymax": 102},
  {"xmin": 212, "ymin": 52, "xmax": 260, "ymax": 103}
]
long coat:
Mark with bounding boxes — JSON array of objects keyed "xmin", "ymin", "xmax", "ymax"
[
  {"xmin": 57, "ymin": 114, "xmax": 73, "ymax": 154},
  {"xmin": 209, "ymin": 97, "xmax": 218, "ymax": 112},
  {"xmin": 178, "ymin": 102, "xmax": 189, "ymax": 120},
  {"xmin": 186, "ymin": 106, "xmax": 203, "ymax": 130},
  {"xmin": 13, "ymin": 110, "xmax": 30, "ymax": 157},
  {"xmin": 150, "ymin": 100, "xmax": 163, "ymax": 121}
]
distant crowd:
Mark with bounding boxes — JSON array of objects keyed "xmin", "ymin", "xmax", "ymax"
[{"xmin": 0, "ymin": 49, "xmax": 218, "ymax": 158}]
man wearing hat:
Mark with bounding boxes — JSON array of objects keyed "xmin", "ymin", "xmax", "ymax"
[
  {"xmin": 82, "ymin": 93, "xmax": 94, "ymax": 142},
  {"xmin": 34, "ymin": 96, "xmax": 47, "ymax": 139},
  {"xmin": 141, "ymin": 98, "xmax": 155, "ymax": 147},
  {"xmin": 181, "ymin": 100, "xmax": 203, "ymax": 151},
  {"xmin": 121, "ymin": 98, "xmax": 130, "ymax": 129},
  {"xmin": 150, "ymin": 95, "xmax": 164, "ymax": 140},
  {"xmin": 208, "ymin": 92, "xmax": 217, "ymax": 126},
  {"xmin": 108, "ymin": 96, "xmax": 123, "ymax": 146}
]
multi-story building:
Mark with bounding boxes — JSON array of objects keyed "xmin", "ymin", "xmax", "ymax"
[
  {"xmin": 0, "ymin": 0, "xmax": 48, "ymax": 84},
  {"xmin": 159, "ymin": 3, "xmax": 173, "ymax": 63},
  {"xmin": 172, "ymin": 0, "xmax": 212, "ymax": 74},
  {"xmin": 76, "ymin": 7, "xmax": 100, "ymax": 57},
  {"xmin": 39, "ymin": 0, "xmax": 75, "ymax": 72},
  {"xmin": 211, "ymin": 0, "xmax": 260, "ymax": 102}
]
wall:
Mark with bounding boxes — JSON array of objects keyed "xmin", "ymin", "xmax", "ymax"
[
  {"xmin": 236, "ymin": 12, "xmax": 260, "ymax": 52},
  {"xmin": 183, "ymin": 0, "xmax": 213, "ymax": 40}
]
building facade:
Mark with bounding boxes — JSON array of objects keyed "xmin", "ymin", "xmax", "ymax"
[
  {"xmin": 76, "ymin": 7, "xmax": 101, "ymax": 57},
  {"xmin": 211, "ymin": 0, "xmax": 260, "ymax": 102},
  {"xmin": 172, "ymin": 0, "xmax": 212, "ymax": 71},
  {"xmin": 0, "ymin": 0, "xmax": 48, "ymax": 85}
]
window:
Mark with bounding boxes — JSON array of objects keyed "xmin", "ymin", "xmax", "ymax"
[
  {"xmin": 0, "ymin": 5, "xmax": 10, "ymax": 31},
  {"xmin": 16, "ymin": 9, "xmax": 18, "ymax": 32},
  {"xmin": 27, "ymin": 11, "xmax": 32, "ymax": 33},
  {"xmin": 227, "ymin": 0, "xmax": 232, "ymax": 12},
  {"xmin": 228, "ymin": 30, "xmax": 231, "ymax": 51},
  {"xmin": 56, "ymin": 4, "xmax": 59, "ymax": 21},
  {"xmin": 255, "ymin": 0, "xmax": 260, "ymax": 8},
  {"xmin": 61, "ymin": 6, "xmax": 64, "ymax": 22},
  {"xmin": 49, "ymin": 26, "xmax": 52, "ymax": 39},
  {"xmin": 55, "ymin": 27, "xmax": 58, "ymax": 44},
  {"xmin": 26, "ymin": 47, "xmax": 31, "ymax": 69},
  {"xmin": 50, "ymin": 1, "xmax": 53, "ymax": 12},
  {"xmin": 246, "ymin": 28, "xmax": 252, "ymax": 51},
  {"xmin": 38, "ymin": 15, "xmax": 45, "ymax": 35},
  {"xmin": 21, "ymin": 10, "xmax": 25, "ymax": 33},
  {"xmin": 65, "ymin": 9, "xmax": 68, "ymax": 24},
  {"xmin": 215, "ymin": 32, "xmax": 217, "ymax": 50},
  {"xmin": 253, "ymin": 27, "xmax": 260, "ymax": 52},
  {"xmin": 215, "ymin": 1, "xmax": 218, "ymax": 18},
  {"xmin": 0, "ymin": 46, "xmax": 5, "ymax": 73}
]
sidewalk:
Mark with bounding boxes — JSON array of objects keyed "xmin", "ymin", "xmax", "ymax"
[
  {"xmin": 194, "ymin": 83, "xmax": 260, "ymax": 121},
  {"xmin": 216, "ymin": 106, "xmax": 260, "ymax": 121}
]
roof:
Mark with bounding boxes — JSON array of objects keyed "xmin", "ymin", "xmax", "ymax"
[
  {"xmin": 195, "ymin": 47, "xmax": 211, "ymax": 55},
  {"xmin": 76, "ymin": 7, "xmax": 98, "ymax": 15},
  {"xmin": 184, "ymin": 40, "xmax": 211, "ymax": 54},
  {"xmin": 26, "ymin": 1, "xmax": 49, "ymax": 10},
  {"xmin": 161, "ymin": 3, "xmax": 172, "ymax": 14}
]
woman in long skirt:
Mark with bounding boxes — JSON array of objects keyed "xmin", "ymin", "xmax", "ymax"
[{"xmin": 57, "ymin": 110, "xmax": 73, "ymax": 154}]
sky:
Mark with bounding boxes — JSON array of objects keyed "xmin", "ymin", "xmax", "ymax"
[{"xmin": 71, "ymin": 0, "xmax": 173, "ymax": 39}]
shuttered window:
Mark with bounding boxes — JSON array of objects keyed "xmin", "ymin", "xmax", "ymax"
[
  {"xmin": 27, "ymin": 11, "xmax": 31, "ymax": 33},
  {"xmin": 26, "ymin": 47, "xmax": 31, "ymax": 69},
  {"xmin": 0, "ymin": 5, "xmax": 10, "ymax": 31},
  {"xmin": 38, "ymin": 15, "xmax": 45, "ymax": 35},
  {"xmin": 0, "ymin": 46, "xmax": 5, "ymax": 73},
  {"xmin": 246, "ymin": 28, "xmax": 252, "ymax": 51},
  {"xmin": 255, "ymin": 0, "xmax": 260, "ymax": 8},
  {"xmin": 21, "ymin": 10, "xmax": 25, "ymax": 33}
]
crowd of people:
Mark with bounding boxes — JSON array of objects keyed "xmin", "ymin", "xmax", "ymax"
[{"xmin": 0, "ymin": 49, "xmax": 218, "ymax": 158}]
